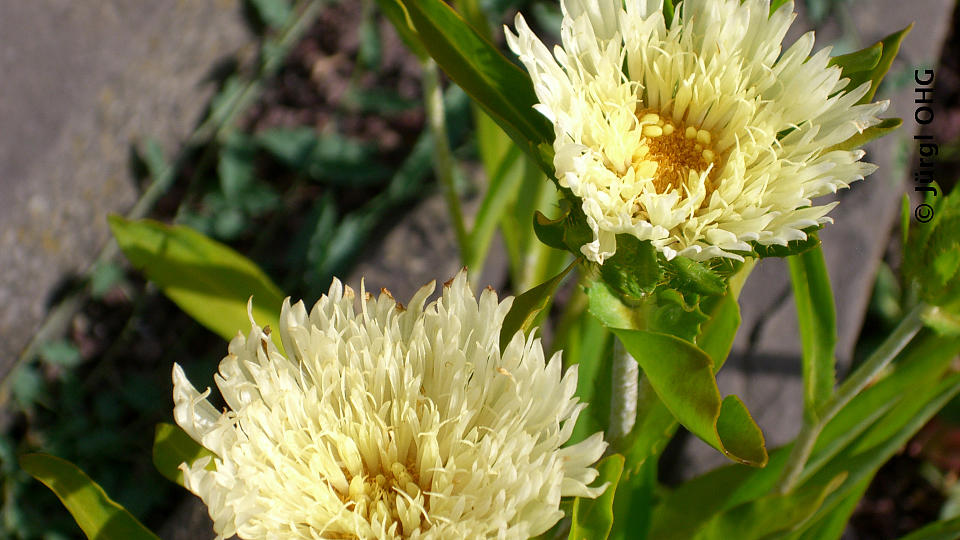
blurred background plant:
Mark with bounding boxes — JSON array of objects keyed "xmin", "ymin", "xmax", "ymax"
[{"xmin": 3, "ymin": 0, "xmax": 960, "ymax": 538}]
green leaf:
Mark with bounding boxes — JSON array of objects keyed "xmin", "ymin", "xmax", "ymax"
[
  {"xmin": 609, "ymin": 329, "xmax": 767, "ymax": 466},
  {"xmin": 788, "ymin": 246, "xmax": 837, "ymax": 424},
  {"xmin": 770, "ymin": 0, "xmax": 791, "ymax": 15},
  {"xmin": 599, "ymin": 236, "xmax": 660, "ymax": 300},
  {"xmin": 467, "ymin": 144, "xmax": 524, "ymax": 272},
  {"xmin": 826, "ymin": 117, "xmax": 902, "ymax": 153},
  {"xmin": 152, "ymin": 423, "xmax": 216, "ymax": 486},
  {"xmin": 897, "ymin": 516, "xmax": 960, "ymax": 540},
  {"xmin": 19, "ymin": 453, "xmax": 160, "ymax": 540},
  {"xmin": 499, "ymin": 257, "xmax": 578, "ymax": 351},
  {"xmin": 219, "ymin": 132, "xmax": 256, "ymax": 201},
  {"xmin": 790, "ymin": 477, "xmax": 871, "ymax": 540},
  {"xmin": 247, "ymin": 0, "xmax": 293, "ymax": 29},
  {"xmin": 828, "ymin": 43, "xmax": 882, "ymax": 77},
  {"xmin": 38, "ymin": 340, "xmax": 83, "ymax": 368},
  {"xmin": 398, "ymin": 0, "xmax": 553, "ymax": 170},
  {"xmin": 564, "ymin": 310, "xmax": 614, "ymax": 446},
  {"xmin": 848, "ymin": 24, "xmax": 913, "ymax": 104},
  {"xmin": 696, "ymin": 293, "xmax": 741, "ymax": 370},
  {"xmin": 108, "ymin": 216, "xmax": 285, "ymax": 349},
  {"xmin": 569, "ymin": 454, "xmax": 624, "ymax": 540},
  {"xmin": 90, "ymin": 261, "xmax": 126, "ymax": 299},
  {"xmin": 374, "ymin": 0, "xmax": 428, "ymax": 59},
  {"xmin": 692, "ymin": 473, "xmax": 846, "ymax": 540},
  {"xmin": 533, "ymin": 198, "xmax": 593, "ymax": 255},
  {"xmin": 587, "ymin": 280, "xmax": 709, "ymax": 342}
]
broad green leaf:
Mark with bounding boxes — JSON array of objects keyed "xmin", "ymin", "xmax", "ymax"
[
  {"xmin": 788, "ymin": 246, "xmax": 837, "ymax": 424},
  {"xmin": 826, "ymin": 117, "xmax": 902, "ymax": 153},
  {"xmin": 599, "ymin": 236, "xmax": 660, "ymax": 300},
  {"xmin": 499, "ymin": 257, "xmax": 578, "ymax": 351},
  {"xmin": 695, "ymin": 293, "xmax": 741, "ymax": 369},
  {"xmin": 608, "ymin": 329, "xmax": 767, "ymax": 466},
  {"xmin": 828, "ymin": 43, "xmax": 882, "ymax": 77},
  {"xmin": 108, "ymin": 216, "xmax": 284, "ymax": 348},
  {"xmin": 19, "ymin": 453, "xmax": 160, "ymax": 540},
  {"xmin": 897, "ymin": 516, "xmax": 960, "ymax": 540},
  {"xmin": 152, "ymin": 423, "xmax": 216, "ymax": 486},
  {"xmin": 398, "ymin": 0, "xmax": 554, "ymax": 170},
  {"xmin": 692, "ymin": 473, "xmax": 846, "ymax": 540},
  {"xmin": 569, "ymin": 454, "xmax": 624, "ymax": 540}
]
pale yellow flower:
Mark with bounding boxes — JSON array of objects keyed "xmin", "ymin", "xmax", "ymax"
[
  {"xmin": 172, "ymin": 271, "xmax": 606, "ymax": 539},
  {"xmin": 507, "ymin": 0, "xmax": 888, "ymax": 263}
]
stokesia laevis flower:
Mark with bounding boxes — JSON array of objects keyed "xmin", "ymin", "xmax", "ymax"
[
  {"xmin": 172, "ymin": 271, "xmax": 607, "ymax": 539},
  {"xmin": 506, "ymin": 0, "xmax": 889, "ymax": 263}
]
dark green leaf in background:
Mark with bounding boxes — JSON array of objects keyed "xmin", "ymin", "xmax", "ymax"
[
  {"xmin": 499, "ymin": 257, "xmax": 578, "ymax": 352},
  {"xmin": 19, "ymin": 454, "xmax": 160, "ymax": 540},
  {"xmin": 108, "ymin": 216, "xmax": 285, "ymax": 349}
]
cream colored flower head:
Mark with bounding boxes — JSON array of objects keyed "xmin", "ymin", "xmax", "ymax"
[
  {"xmin": 506, "ymin": 0, "xmax": 888, "ymax": 263},
  {"xmin": 172, "ymin": 271, "xmax": 607, "ymax": 539}
]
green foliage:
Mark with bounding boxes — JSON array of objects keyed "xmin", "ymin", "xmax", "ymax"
[
  {"xmin": 108, "ymin": 216, "xmax": 285, "ymax": 348},
  {"xmin": 826, "ymin": 117, "xmax": 902, "ymax": 153},
  {"xmin": 392, "ymin": 0, "xmax": 554, "ymax": 173},
  {"xmin": 841, "ymin": 24, "xmax": 913, "ymax": 104},
  {"xmin": 569, "ymin": 454, "xmax": 624, "ymax": 540},
  {"xmin": 19, "ymin": 454, "xmax": 160, "ymax": 540},
  {"xmin": 896, "ymin": 516, "xmax": 960, "ymax": 540},
  {"xmin": 246, "ymin": 0, "xmax": 293, "ymax": 30},
  {"xmin": 587, "ymin": 295, "xmax": 767, "ymax": 466},
  {"xmin": 499, "ymin": 258, "xmax": 578, "ymax": 352},
  {"xmin": 903, "ymin": 185, "xmax": 960, "ymax": 333},
  {"xmin": 691, "ymin": 473, "xmax": 846, "ymax": 540},
  {"xmin": 152, "ymin": 423, "xmax": 216, "ymax": 487},
  {"xmin": 788, "ymin": 246, "xmax": 837, "ymax": 424},
  {"xmin": 37, "ymin": 340, "xmax": 83, "ymax": 368},
  {"xmin": 255, "ymin": 128, "xmax": 390, "ymax": 186}
]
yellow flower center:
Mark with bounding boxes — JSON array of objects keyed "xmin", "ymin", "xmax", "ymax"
[
  {"xmin": 632, "ymin": 110, "xmax": 719, "ymax": 195},
  {"xmin": 345, "ymin": 460, "xmax": 428, "ymax": 535}
]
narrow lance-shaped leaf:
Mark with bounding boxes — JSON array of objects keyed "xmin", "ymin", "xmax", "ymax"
[
  {"xmin": 895, "ymin": 515, "xmax": 960, "ymax": 540},
  {"xmin": 568, "ymin": 454, "xmax": 625, "ymax": 540},
  {"xmin": 152, "ymin": 422, "xmax": 216, "ymax": 486},
  {"xmin": 788, "ymin": 245, "xmax": 837, "ymax": 423},
  {"xmin": 109, "ymin": 216, "xmax": 285, "ymax": 350},
  {"xmin": 19, "ymin": 453, "xmax": 161, "ymax": 540},
  {"xmin": 397, "ymin": 0, "xmax": 554, "ymax": 171},
  {"xmin": 499, "ymin": 257, "xmax": 578, "ymax": 351},
  {"xmin": 826, "ymin": 117, "xmax": 902, "ymax": 153},
  {"xmin": 850, "ymin": 23, "xmax": 913, "ymax": 104},
  {"xmin": 691, "ymin": 473, "xmax": 847, "ymax": 540}
]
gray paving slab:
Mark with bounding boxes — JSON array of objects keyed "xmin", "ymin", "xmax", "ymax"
[
  {"xmin": 0, "ymin": 1, "xmax": 250, "ymax": 379},
  {"xmin": 681, "ymin": 0, "xmax": 955, "ymax": 477}
]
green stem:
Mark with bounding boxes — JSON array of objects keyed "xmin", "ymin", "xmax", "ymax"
[
  {"xmin": 775, "ymin": 303, "xmax": 929, "ymax": 494},
  {"xmin": 422, "ymin": 60, "xmax": 470, "ymax": 267}
]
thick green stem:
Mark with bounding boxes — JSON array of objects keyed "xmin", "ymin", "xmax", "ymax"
[
  {"xmin": 422, "ymin": 60, "xmax": 470, "ymax": 267},
  {"xmin": 775, "ymin": 303, "xmax": 929, "ymax": 494}
]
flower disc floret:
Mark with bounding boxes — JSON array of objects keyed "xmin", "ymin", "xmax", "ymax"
[
  {"xmin": 172, "ymin": 271, "xmax": 607, "ymax": 539},
  {"xmin": 506, "ymin": 0, "xmax": 889, "ymax": 262}
]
